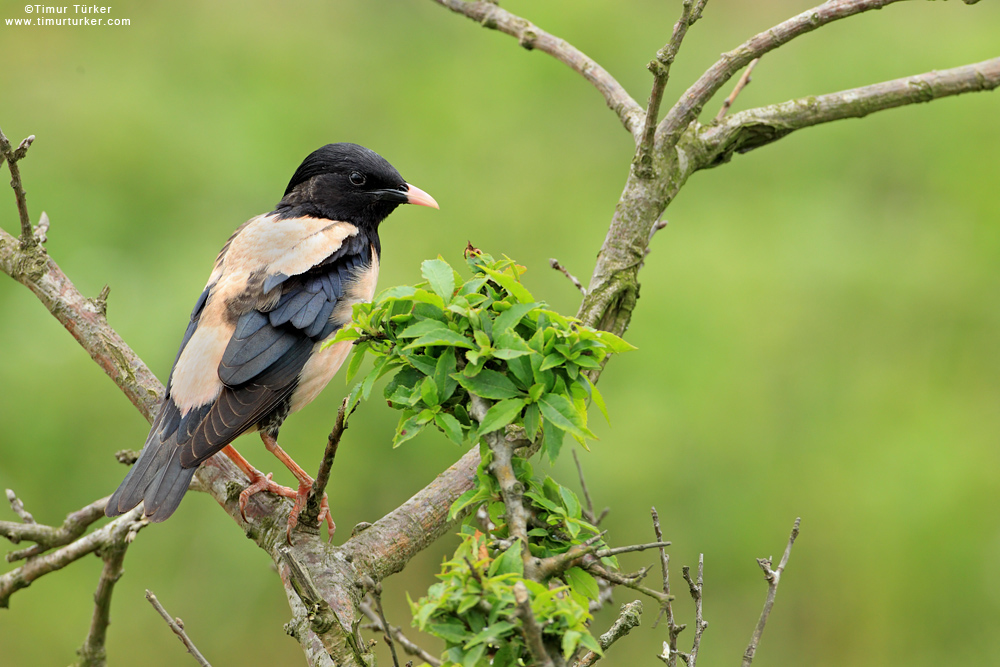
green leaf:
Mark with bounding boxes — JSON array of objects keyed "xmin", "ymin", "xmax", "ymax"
[
  {"xmin": 561, "ymin": 630, "xmax": 582, "ymax": 660},
  {"xmin": 506, "ymin": 355, "xmax": 533, "ymax": 389},
  {"xmin": 480, "ymin": 265, "xmax": 534, "ymax": 303},
  {"xmin": 538, "ymin": 393, "xmax": 596, "ymax": 440},
  {"xmin": 462, "ymin": 642, "xmax": 486, "ymax": 667},
  {"xmin": 422, "ymin": 258, "xmax": 456, "ymax": 303},
  {"xmin": 559, "ymin": 485, "xmax": 582, "ymax": 520},
  {"xmin": 476, "ymin": 398, "xmax": 526, "ymax": 436},
  {"xmin": 393, "ymin": 412, "xmax": 427, "ymax": 447},
  {"xmin": 595, "ymin": 330, "xmax": 637, "ymax": 353},
  {"xmin": 523, "ymin": 402, "xmax": 540, "ymax": 439},
  {"xmin": 435, "ymin": 412, "xmax": 464, "ymax": 445},
  {"xmin": 398, "ymin": 318, "xmax": 450, "ymax": 338},
  {"xmin": 539, "ymin": 352, "xmax": 564, "ymax": 371},
  {"xmin": 488, "ymin": 541, "xmax": 523, "ymax": 576},
  {"xmin": 456, "ymin": 369, "xmax": 523, "ymax": 400},
  {"xmin": 377, "ymin": 284, "xmax": 417, "ymax": 300},
  {"xmin": 405, "ymin": 329, "xmax": 476, "ymax": 350},
  {"xmin": 493, "ymin": 301, "xmax": 538, "ymax": 334},
  {"xmin": 344, "ymin": 342, "xmax": 368, "ymax": 383},
  {"xmin": 434, "ymin": 347, "xmax": 458, "ymax": 402},
  {"xmin": 582, "ymin": 375, "xmax": 609, "ymax": 423},
  {"xmin": 429, "ymin": 620, "xmax": 469, "ymax": 644},
  {"xmin": 420, "ymin": 376, "xmax": 439, "ymax": 407},
  {"xmin": 578, "ymin": 631, "xmax": 603, "ymax": 655},
  {"xmin": 542, "ymin": 416, "xmax": 565, "ymax": 463}
]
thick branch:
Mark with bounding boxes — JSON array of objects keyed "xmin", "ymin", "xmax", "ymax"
[
  {"xmin": 429, "ymin": 0, "xmax": 643, "ymax": 139},
  {"xmin": 699, "ymin": 57, "xmax": 1000, "ymax": 164},
  {"xmin": 658, "ymin": 0, "xmax": 910, "ymax": 144},
  {"xmin": 573, "ymin": 600, "xmax": 643, "ymax": 667}
]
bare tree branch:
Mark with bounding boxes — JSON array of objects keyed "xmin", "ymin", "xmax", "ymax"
[
  {"xmin": 573, "ymin": 600, "xmax": 643, "ymax": 667},
  {"xmin": 741, "ymin": 518, "xmax": 801, "ymax": 667},
  {"xmin": 679, "ymin": 556, "xmax": 707, "ymax": 666},
  {"xmin": 2, "ymin": 494, "xmax": 110, "ymax": 562},
  {"xmin": 145, "ymin": 590, "xmax": 213, "ymax": 667},
  {"xmin": 428, "ymin": 0, "xmax": 644, "ymax": 139},
  {"xmin": 700, "ymin": 57, "xmax": 1000, "ymax": 164},
  {"xmin": 637, "ymin": 0, "xmax": 709, "ymax": 173},
  {"xmin": 0, "ymin": 127, "xmax": 36, "ymax": 248},
  {"xmin": 658, "ymin": 0, "xmax": 911, "ymax": 144},
  {"xmin": 0, "ymin": 508, "xmax": 143, "ymax": 609}
]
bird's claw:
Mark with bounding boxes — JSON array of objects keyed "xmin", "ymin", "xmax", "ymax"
[{"xmin": 285, "ymin": 482, "xmax": 336, "ymax": 544}]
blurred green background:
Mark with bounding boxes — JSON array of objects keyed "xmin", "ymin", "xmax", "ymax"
[{"xmin": 1, "ymin": 0, "xmax": 998, "ymax": 665}]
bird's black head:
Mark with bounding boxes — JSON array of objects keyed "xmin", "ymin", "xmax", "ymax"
[{"xmin": 276, "ymin": 143, "xmax": 437, "ymax": 228}]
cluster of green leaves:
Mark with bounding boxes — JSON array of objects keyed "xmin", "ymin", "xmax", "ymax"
[
  {"xmin": 411, "ymin": 453, "xmax": 615, "ymax": 666},
  {"xmin": 332, "ymin": 250, "xmax": 634, "ymax": 666},
  {"xmin": 333, "ymin": 249, "xmax": 634, "ymax": 462}
]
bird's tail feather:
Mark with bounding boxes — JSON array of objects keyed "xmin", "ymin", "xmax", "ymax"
[{"xmin": 107, "ymin": 410, "xmax": 196, "ymax": 522}]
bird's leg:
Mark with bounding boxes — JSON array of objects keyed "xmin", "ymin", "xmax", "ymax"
[
  {"xmin": 221, "ymin": 445, "xmax": 299, "ymax": 521},
  {"xmin": 258, "ymin": 432, "xmax": 336, "ymax": 541}
]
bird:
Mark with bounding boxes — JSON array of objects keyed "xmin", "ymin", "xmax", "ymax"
[{"xmin": 106, "ymin": 143, "xmax": 438, "ymax": 540}]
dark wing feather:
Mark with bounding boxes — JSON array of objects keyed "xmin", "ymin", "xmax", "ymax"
[{"xmin": 176, "ymin": 231, "xmax": 371, "ymax": 468}]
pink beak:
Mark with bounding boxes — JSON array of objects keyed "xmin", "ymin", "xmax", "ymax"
[{"xmin": 405, "ymin": 183, "xmax": 439, "ymax": 209}]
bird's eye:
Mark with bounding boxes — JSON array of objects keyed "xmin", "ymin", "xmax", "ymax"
[{"xmin": 349, "ymin": 171, "xmax": 366, "ymax": 186}]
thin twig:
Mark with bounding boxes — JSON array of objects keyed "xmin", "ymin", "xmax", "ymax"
[
  {"xmin": 363, "ymin": 578, "xmax": 401, "ymax": 667},
  {"xmin": 714, "ymin": 58, "xmax": 760, "ymax": 122},
  {"xmin": 514, "ymin": 581, "xmax": 555, "ymax": 667},
  {"xmin": 573, "ymin": 600, "xmax": 643, "ymax": 667},
  {"xmin": 585, "ymin": 561, "xmax": 672, "ymax": 606},
  {"xmin": 678, "ymin": 556, "xmax": 707, "ymax": 666},
  {"xmin": 2, "ymin": 495, "xmax": 110, "ymax": 562},
  {"xmin": 594, "ymin": 541, "xmax": 671, "ymax": 559},
  {"xmin": 550, "ymin": 258, "xmax": 586, "ymax": 296},
  {"xmin": 429, "ymin": 0, "xmax": 644, "ymax": 139},
  {"xmin": 5, "ymin": 489, "xmax": 35, "ymax": 524},
  {"xmin": 145, "ymin": 590, "xmax": 213, "ymax": 667},
  {"xmin": 0, "ymin": 125, "xmax": 37, "ymax": 248},
  {"xmin": 636, "ymin": 0, "xmax": 709, "ymax": 170},
  {"xmin": 741, "ymin": 518, "xmax": 801, "ymax": 667},
  {"xmin": 651, "ymin": 507, "xmax": 684, "ymax": 667},
  {"xmin": 302, "ymin": 397, "xmax": 350, "ymax": 533},
  {"xmin": 359, "ymin": 600, "xmax": 443, "ymax": 667}
]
